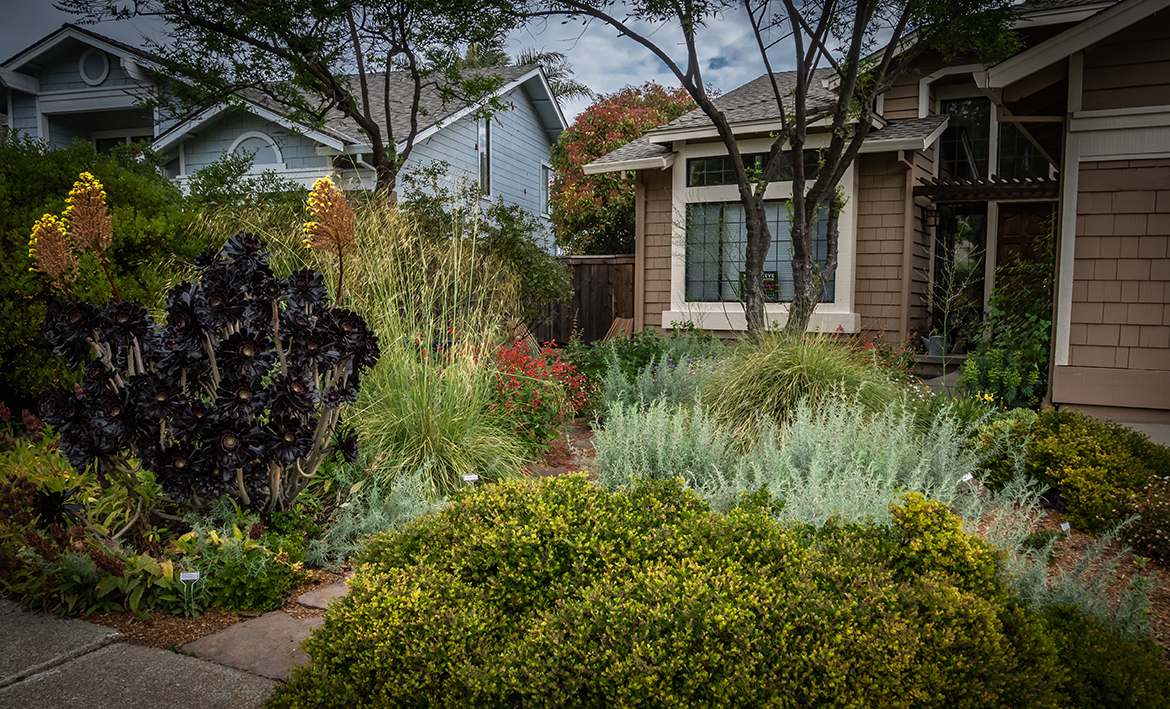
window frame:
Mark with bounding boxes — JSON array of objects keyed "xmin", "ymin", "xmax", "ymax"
[
  {"xmin": 539, "ymin": 162, "xmax": 552, "ymax": 217},
  {"xmin": 477, "ymin": 117, "xmax": 491, "ymax": 196},
  {"xmin": 665, "ymin": 136, "xmax": 859, "ymax": 333}
]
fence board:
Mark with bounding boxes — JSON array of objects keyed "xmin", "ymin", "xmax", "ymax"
[{"xmin": 532, "ymin": 255, "xmax": 635, "ymax": 344}]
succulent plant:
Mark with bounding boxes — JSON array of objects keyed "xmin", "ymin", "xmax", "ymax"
[{"xmin": 38, "ymin": 233, "xmax": 377, "ymax": 512}]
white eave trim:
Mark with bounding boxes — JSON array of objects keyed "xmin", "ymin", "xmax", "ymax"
[
  {"xmin": 645, "ymin": 112, "xmax": 880, "ymax": 145},
  {"xmin": 154, "ymin": 99, "xmax": 351, "ymax": 153},
  {"xmin": 582, "ymin": 154, "xmax": 675, "ymax": 175},
  {"xmin": 0, "ymin": 67, "xmax": 38, "ymax": 94},
  {"xmin": 393, "ymin": 67, "xmax": 567, "ymax": 152},
  {"xmin": 981, "ymin": 0, "xmax": 1170, "ymax": 90},
  {"xmin": 4, "ymin": 27, "xmax": 153, "ymax": 76}
]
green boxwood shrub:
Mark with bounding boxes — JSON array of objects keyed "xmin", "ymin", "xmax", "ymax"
[
  {"xmin": 272, "ymin": 477, "xmax": 1130, "ymax": 709},
  {"xmin": 977, "ymin": 409, "xmax": 1170, "ymax": 536},
  {"xmin": 1042, "ymin": 604, "xmax": 1170, "ymax": 708}
]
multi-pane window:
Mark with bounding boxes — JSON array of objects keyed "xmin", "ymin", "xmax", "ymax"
[
  {"xmin": 687, "ymin": 151, "xmax": 822, "ymax": 187},
  {"xmin": 685, "ymin": 200, "xmax": 834, "ymax": 303},
  {"xmin": 998, "ymin": 122, "xmax": 1050, "ymax": 179},
  {"xmin": 477, "ymin": 118, "xmax": 491, "ymax": 195},
  {"xmin": 939, "ymin": 98, "xmax": 991, "ymax": 180}
]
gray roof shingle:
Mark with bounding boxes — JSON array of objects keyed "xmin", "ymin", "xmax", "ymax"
[{"xmin": 315, "ymin": 65, "xmax": 540, "ymax": 144}]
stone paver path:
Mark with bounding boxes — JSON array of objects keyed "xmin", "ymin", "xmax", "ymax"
[{"xmin": 182, "ymin": 611, "xmax": 324, "ymax": 680}]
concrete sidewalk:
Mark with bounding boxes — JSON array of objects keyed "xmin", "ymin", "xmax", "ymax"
[{"xmin": 0, "ymin": 599, "xmax": 276, "ymax": 709}]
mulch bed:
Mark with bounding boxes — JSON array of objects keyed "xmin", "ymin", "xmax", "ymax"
[{"xmin": 89, "ymin": 566, "xmax": 345, "ymax": 650}]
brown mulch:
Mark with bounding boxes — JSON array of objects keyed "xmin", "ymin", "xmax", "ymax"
[
  {"xmin": 88, "ymin": 566, "xmax": 345, "ymax": 650},
  {"xmin": 1029, "ymin": 509, "xmax": 1169, "ymax": 665}
]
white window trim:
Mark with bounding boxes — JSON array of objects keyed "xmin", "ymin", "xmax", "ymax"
[
  {"xmin": 539, "ymin": 161, "xmax": 552, "ymax": 217},
  {"xmin": 79, "ymin": 48, "xmax": 110, "ymax": 87},
  {"xmin": 228, "ymin": 130, "xmax": 286, "ymax": 169},
  {"xmin": 477, "ymin": 117, "xmax": 491, "ymax": 197},
  {"xmin": 664, "ymin": 136, "xmax": 860, "ymax": 333}
]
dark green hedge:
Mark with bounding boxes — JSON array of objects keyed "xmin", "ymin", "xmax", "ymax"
[
  {"xmin": 0, "ymin": 130, "xmax": 204, "ymax": 399},
  {"xmin": 271, "ymin": 476, "xmax": 1166, "ymax": 708}
]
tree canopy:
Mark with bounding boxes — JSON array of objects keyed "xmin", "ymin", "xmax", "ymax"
[
  {"xmin": 533, "ymin": 0, "xmax": 1021, "ymax": 336},
  {"xmin": 61, "ymin": 0, "xmax": 526, "ymax": 196},
  {"xmin": 550, "ymin": 82, "xmax": 694, "ymax": 254}
]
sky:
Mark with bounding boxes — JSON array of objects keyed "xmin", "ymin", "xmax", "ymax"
[{"xmin": 0, "ymin": 1, "xmax": 792, "ymax": 123}]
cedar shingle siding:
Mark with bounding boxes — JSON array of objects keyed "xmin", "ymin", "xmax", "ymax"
[
  {"xmin": 642, "ymin": 168, "xmax": 674, "ymax": 331},
  {"xmin": 1071, "ymin": 158, "xmax": 1170, "ymax": 372}
]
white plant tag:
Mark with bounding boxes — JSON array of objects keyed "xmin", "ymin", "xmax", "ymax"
[
  {"xmin": 179, "ymin": 571, "xmax": 200, "ymax": 582},
  {"xmin": 961, "ymin": 473, "xmax": 974, "ymax": 483},
  {"xmin": 1061, "ymin": 522, "xmax": 1071, "ymax": 535},
  {"xmin": 462, "ymin": 474, "xmax": 479, "ymax": 483}
]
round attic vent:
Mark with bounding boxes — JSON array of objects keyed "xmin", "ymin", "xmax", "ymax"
[{"xmin": 79, "ymin": 48, "xmax": 110, "ymax": 86}]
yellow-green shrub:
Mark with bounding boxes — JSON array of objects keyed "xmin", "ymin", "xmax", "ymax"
[
  {"xmin": 272, "ymin": 479, "xmax": 1077, "ymax": 709},
  {"xmin": 977, "ymin": 409, "xmax": 1170, "ymax": 535}
]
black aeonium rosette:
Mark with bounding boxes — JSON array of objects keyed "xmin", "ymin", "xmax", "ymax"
[
  {"xmin": 57, "ymin": 430, "xmax": 100, "ymax": 473},
  {"xmin": 322, "ymin": 385, "xmax": 356, "ymax": 409},
  {"xmin": 151, "ymin": 443, "xmax": 213, "ymax": 504},
  {"xmin": 283, "ymin": 269, "xmax": 328, "ymax": 311},
  {"xmin": 87, "ymin": 390, "xmax": 133, "ymax": 445},
  {"xmin": 264, "ymin": 415, "xmax": 315, "ymax": 466},
  {"xmin": 81, "ymin": 361, "xmax": 116, "ymax": 396},
  {"xmin": 288, "ymin": 318, "xmax": 342, "ymax": 370},
  {"xmin": 334, "ymin": 429, "xmax": 359, "ymax": 464},
  {"xmin": 128, "ymin": 373, "xmax": 186, "ymax": 422},
  {"xmin": 221, "ymin": 232, "xmax": 269, "ymax": 271},
  {"xmin": 218, "ymin": 330, "xmax": 275, "ymax": 380},
  {"xmin": 203, "ymin": 418, "xmax": 264, "ymax": 478},
  {"xmin": 269, "ymin": 371, "xmax": 318, "ymax": 415},
  {"xmin": 38, "ymin": 389, "xmax": 87, "ymax": 435},
  {"xmin": 42, "ymin": 300, "xmax": 99, "ymax": 366},
  {"xmin": 195, "ymin": 273, "xmax": 246, "ymax": 331},
  {"xmin": 215, "ymin": 377, "xmax": 269, "ymax": 420}
]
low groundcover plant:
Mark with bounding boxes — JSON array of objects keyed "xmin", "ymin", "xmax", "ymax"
[{"xmin": 271, "ymin": 476, "xmax": 1170, "ymax": 708}]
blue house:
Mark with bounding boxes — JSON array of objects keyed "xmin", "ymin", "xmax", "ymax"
[{"xmin": 2, "ymin": 24, "xmax": 566, "ymax": 229}]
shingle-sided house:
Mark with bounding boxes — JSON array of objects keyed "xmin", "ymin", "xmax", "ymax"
[
  {"xmin": 585, "ymin": 0, "xmax": 1170, "ymax": 425},
  {"xmin": 1, "ymin": 24, "xmax": 566, "ymax": 230}
]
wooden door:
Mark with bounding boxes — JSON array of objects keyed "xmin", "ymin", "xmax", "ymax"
[{"xmin": 997, "ymin": 201, "xmax": 1056, "ymax": 266}]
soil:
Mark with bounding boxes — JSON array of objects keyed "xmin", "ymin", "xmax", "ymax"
[{"xmin": 89, "ymin": 566, "xmax": 345, "ymax": 651}]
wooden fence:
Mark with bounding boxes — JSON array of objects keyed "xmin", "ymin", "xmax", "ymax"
[{"xmin": 532, "ymin": 255, "xmax": 635, "ymax": 344}]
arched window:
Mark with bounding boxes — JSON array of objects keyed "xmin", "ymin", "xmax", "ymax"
[{"xmin": 229, "ymin": 131, "xmax": 283, "ymax": 166}]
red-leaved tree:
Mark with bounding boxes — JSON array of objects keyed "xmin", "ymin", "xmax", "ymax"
[{"xmin": 550, "ymin": 82, "xmax": 695, "ymax": 255}]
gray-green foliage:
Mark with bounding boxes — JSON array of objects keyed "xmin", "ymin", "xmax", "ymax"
[
  {"xmin": 1003, "ymin": 519, "xmax": 1156, "ymax": 640},
  {"xmin": 597, "ymin": 392, "xmax": 989, "ymax": 527},
  {"xmin": 602, "ymin": 352, "xmax": 722, "ymax": 413},
  {"xmin": 305, "ymin": 469, "xmax": 441, "ymax": 571}
]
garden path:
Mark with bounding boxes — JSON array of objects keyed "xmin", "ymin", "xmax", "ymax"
[{"xmin": 526, "ymin": 421, "xmax": 597, "ymax": 479}]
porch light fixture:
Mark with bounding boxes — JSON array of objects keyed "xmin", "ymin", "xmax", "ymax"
[{"xmin": 924, "ymin": 207, "xmax": 940, "ymax": 228}]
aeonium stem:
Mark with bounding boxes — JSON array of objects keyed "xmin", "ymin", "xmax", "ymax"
[{"xmin": 96, "ymin": 252, "xmax": 123, "ymax": 302}]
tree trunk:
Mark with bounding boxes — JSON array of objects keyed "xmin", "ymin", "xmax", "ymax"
[{"xmin": 742, "ymin": 198, "xmax": 773, "ymax": 339}]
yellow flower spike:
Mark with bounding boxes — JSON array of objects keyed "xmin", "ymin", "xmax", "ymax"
[
  {"xmin": 64, "ymin": 171, "xmax": 113, "ymax": 255},
  {"xmin": 29, "ymin": 213, "xmax": 78, "ymax": 293}
]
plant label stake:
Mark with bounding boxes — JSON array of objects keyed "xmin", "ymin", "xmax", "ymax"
[
  {"xmin": 180, "ymin": 570, "xmax": 201, "ymax": 617},
  {"xmin": 462, "ymin": 474, "xmax": 479, "ymax": 487},
  {"xmin": 961, "ymin": 473, "xmax": 974, "ymax": 483},
  {"xmin": 1060, "ymin": 522, "xmax": 1071, "ymax": 537}
]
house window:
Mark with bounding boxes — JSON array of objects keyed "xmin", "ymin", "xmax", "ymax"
[
  {"xmin": 686, "ymin": 151, "xmax": 822, "ymax": 187},
  {"xmin": 79, "ymin": 48, "xmax": 110, "ymax": 86},
  {"xmin": 685, "ymin": 200, "xmax": 834, "ymax": 303},
  {"xmin": 998, "ymin": 122, "xmax": 1050, "ymax": 179},
  {"xmin": 95, "ymin": 134, "xmax": 151, "ymax": 154},
  {"xmin": 540, "ymin": 163, "xmax": 552, "ymax": 216},
  {"xmin": 477, "ymin": 118, "xmax": 491, "ymax": 195},
  {"xmin": 939, "ymin": 98, "xmax": 991, "ymax": 179}
]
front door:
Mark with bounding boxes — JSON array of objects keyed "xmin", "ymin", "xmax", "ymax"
[{"xmin": 997, "ymin": 201, "xmax": 1056, "ymax": 266}]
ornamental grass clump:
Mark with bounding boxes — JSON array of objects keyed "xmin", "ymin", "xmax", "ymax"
[
  {"xmin": 700, "ymin": 332, "xmax": 910, "ymax": 436},
  {"xmin": 37, "ymin": 229, "xmax": 379, "ymax": 513},
  {"xmin": 211, "ymin": 188, "xmax": 530, "ymax": 495}
]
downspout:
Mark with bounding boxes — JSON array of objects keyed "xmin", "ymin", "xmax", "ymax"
[
  {"xmin": 634, "ymin": 171, "xmax": 646, "ymax": 331},
  {"xmin": 897, "ymin": 150, "xmax": 917, "ymax": 343}
]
